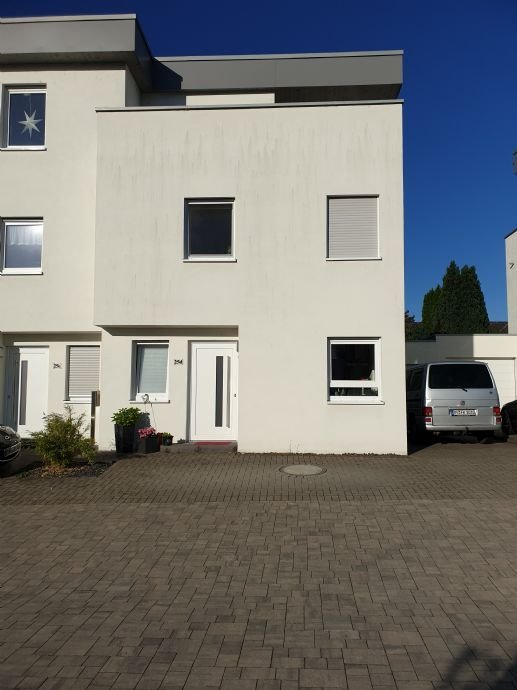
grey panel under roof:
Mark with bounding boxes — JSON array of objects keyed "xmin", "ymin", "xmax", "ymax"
[
  {"xmin": 155, "ymin": 52, "xmax": 402, "ymax": 97},
  {"xmin": 0, "ymin": 15, "xmax": 402, "ymax": 99},
  {"xmin": 0, "ymin": 15, "xmax": 152, "ymax": 89}
]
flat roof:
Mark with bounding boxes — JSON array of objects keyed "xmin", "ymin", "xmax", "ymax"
[{"xmin": 0, "ymin": 14, "xmax": 403, "ymax": 97}]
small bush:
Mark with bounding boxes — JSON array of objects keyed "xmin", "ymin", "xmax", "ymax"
[
  {"xmin": 111, "ymin": 407, "xmax": 142, "ymax": 427},
  {"xmin": 32, "ymin": 406, "xmax": 97, "ymax": 467}
]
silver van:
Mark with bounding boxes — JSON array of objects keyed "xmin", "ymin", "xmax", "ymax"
[{"xmin": 406, "ymin": 361, "xmax": 502, "ymax": 439}]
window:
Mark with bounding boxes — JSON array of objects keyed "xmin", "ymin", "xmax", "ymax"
[
  {"xmin": 185, "ymin": 199, "xmax": 234, "ymax": 260},
  {"xmin": 67, "ymin": 346, "xmax": 100, "ymax": 401},
  {"xmin": 328, "ymin": 338, "xmax": 380, "ymax": 401},
  {"xmin": 133, "ymin": 342, "xmax": 169, "ymax": 402},
  {"xmin": 4, "ymin": 88, "xmax": 46, "ymax": 148},
  {"xmin": 327, "ymin": 196, "xmax": 379, "ymax": 259},
  {"xmin": 428, "ymin": 363, "xmax": 493, "ymax": 390},
  {"xmin": 1, "ymin": 220, "xmax": 43, "ymax": 274}
]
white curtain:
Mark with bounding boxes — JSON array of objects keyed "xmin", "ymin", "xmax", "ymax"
[{"xmin": 6, "ymin": 224, "xmax": 43, "ymax": 246}]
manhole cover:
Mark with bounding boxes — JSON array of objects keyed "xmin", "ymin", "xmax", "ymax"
[{"xmin": 280, "ymin": 464, "xmax": 326, "ymax": 476}]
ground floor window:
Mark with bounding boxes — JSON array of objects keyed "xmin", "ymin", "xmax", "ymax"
[
  {"xmin": 66, "ymin": 345, "xmax": 100, "ymax": 402},
  {"xmin": 328, "ymin": 338, "xmax": 380, "ymax": 401},
  {"xmin": 133, "ymin": 342, "xmax": 169, "ymax": 402}
]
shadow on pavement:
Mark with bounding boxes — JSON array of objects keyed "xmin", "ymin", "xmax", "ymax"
[{"xmin": 437, "ymin": 646, "xmax": 517, "ymax": 689}]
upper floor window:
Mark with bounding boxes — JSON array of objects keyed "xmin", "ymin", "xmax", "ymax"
[
  {"xmin": 327, "ymin": 196, "xmax": 379, "ymax": 260},
  {"xmin": 4, "ymin": 88, "xmax": 46, "ymax": 148},
  {"xmin": 1, "ymin": 220, "xmax": 43, "ymax": 274},
  {"xmin": 185, "ymin": 199, "xmax": 234, "ymax": 261}
]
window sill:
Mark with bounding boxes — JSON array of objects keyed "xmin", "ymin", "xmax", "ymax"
[
  {"xmin": 1, "ymin": 270, "xmax": 43, "ymax": 275},
  {"xmin": 0, "ymin": 146, "xmax": 46, "ymax": 152},
  {"xmin": 326, "ymin": 257, "xmax": 382, "ymax": 261},
  {"xmin": 129, "ymin": 399, "xmax": 170, "ymax": 404},
  {"xmin": 64, "ymin": 399, "xmax": 91, "ymax": 404},
  {"xmin": 328, "ymin": 399, "xmax": 385, "ymax": 405},
  {"xmin": 183, "ymin": 257, "xmax": 237, "ymax": 263}
]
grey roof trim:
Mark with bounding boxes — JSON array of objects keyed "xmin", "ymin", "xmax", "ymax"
[
  {"xmin": 505, "ymin": 228, "xmax": 517, "ymax": 240},
  {"xmin": 0, "ymin": 14, "xmax": 138, "ymax": 23},
  {"xmin": 96, "ymin": 98, "xmax": 404, "ymax": 113},
  {"xmin": 156, "ymin": 49, "xmax": 403, "ymax": 61}
]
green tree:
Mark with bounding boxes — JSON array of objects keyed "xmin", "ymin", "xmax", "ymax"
[
  {"xmin": 422, "ymin": 284, "xmax": 443, "ymax": 335},
  {"xmin": 440, "ymin": 260, "xmax": 464, "ymax": 333},
  {"xmin": 420, "ymin": 261, "xmax": 489, "ymax": 335},
  {"xmin": 405, "ymin": 310, "xmax": 425, "ymax": 341},
  {"xmin": 458, "ymin": 265, "xmax": 489, "ymax": 333}
]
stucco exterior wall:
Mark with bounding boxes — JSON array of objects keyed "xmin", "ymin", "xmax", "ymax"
[
  {"xmin": 407, "ymin": 334, "xmax": 517, "ymax": 363},
  {"xmin": 98, "ymin": 328, "xmax": 238, "ymax": 450},
  {"xmin": 0, "ymin": 67, "xmax": 131, "ymax": 333},
  {"xmin": 95, "ymin": 103, "xmax": 406, "ymax": 454},
  {"xmin": 506, "ymin": 233, "xmax": 517, "ymax": 334},
  {"xmin": 2, "ymin": 333, "xmax": 102, "ymax": 437}
]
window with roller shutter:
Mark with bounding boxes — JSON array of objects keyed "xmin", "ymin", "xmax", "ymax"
[
  {"xmin": 327, "ymin": 196, "xmax": 379, "ymax": 260},
  {"xmin": 66, "ymin": 346, "xmax": 100, "ymax": 401}
]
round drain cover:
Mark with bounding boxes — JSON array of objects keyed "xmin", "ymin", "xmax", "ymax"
[{"xmin": 280, "ymin": 464, "xmax": 326, "ymax": 476}]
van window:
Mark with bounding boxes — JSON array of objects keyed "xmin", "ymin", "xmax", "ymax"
[
  {"xmin": 409, "ymin": 369, "xmax": 423, "ymax": 392},
  {"xmin": 428, "ymin": 364, "xmax": 493, "ymax": 389}
]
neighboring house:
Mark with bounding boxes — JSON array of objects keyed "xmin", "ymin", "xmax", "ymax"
[
  {"xmin": 506, "ymin": 229, "xmax": 517, "ymax": 334},
  {"xmin": 0, "ymin": 14, "xmax": 407, "ymax": 454},
  {"xmin": 406, "ymin": 335, "xmax": 517, "ymax": 406}
]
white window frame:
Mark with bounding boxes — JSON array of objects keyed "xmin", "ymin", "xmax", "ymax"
[
  {"xmin": 184, "ymin": 198, "xmax": 235, "ymax": 262},
  {"xmin": 65, "ymin": 345, "xmax": 101, "ymax": 403},
  {"xmin": 132, "ymin": 341, "xmax": 170, "ymax": 403},
  {"xmin": 326, "ymin": 195, "xmax": 380, "ymax": 261},
  {"xmin": 0, "ymin": 219, "xmax": 43, "ymax": 275},
  {"xmin": 3, "ymin": 87, "xmax": 47, "ymax": 150},
  {"xmin": 328, "ymin": 338, "xmax": 382, "ymax": 404}
]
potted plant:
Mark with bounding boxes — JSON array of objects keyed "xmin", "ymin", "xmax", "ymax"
[
  {"xmin": 112, "ymin": 407, "xmax": 141, "ymax": 454},
  {"xmin": 161, "ymin": 432, "xmax": 173, "ymax": 446},
  {"xmin": 137, "ymin": 427, "xmax": 160, "ymax": 454}
]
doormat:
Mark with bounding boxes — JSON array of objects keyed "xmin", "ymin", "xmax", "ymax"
[
  {"xmin": 196, "ymin": 441, "xmax": 233, "ymax": 446},
  {"xmin": 280, "ymin": 464, "xmax": 326, "ymax": 476}
]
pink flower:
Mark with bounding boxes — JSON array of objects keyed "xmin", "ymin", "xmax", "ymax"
[{"xmin": 138, "ymin": 427, "xmax": 157, "ymax": 439}]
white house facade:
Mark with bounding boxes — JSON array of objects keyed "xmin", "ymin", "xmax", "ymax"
[{"xmin": 0, "ymin": 14, "xmax": 407, "ymax": 454}]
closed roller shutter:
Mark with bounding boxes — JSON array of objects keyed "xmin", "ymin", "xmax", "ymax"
[
  {"xmin": 67, "ymin": 346, "xmax": 100, "ymax": 400},
  {"xmin": 327, "ymin": 196, "xmax": 379, "ymax": 259}
]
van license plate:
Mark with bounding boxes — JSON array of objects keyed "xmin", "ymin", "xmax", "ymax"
[{"xmin": 450, "ymin": 409, "xmax": 477, "ymax": 416}]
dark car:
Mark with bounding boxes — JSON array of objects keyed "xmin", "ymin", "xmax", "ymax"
[
  {"xmin": 0, "ymin": 426, "xmax": 22, "ymax": 463},
  {"xmin": 501, "ymin": 400, "xmax": 517, "ymax": 437}
]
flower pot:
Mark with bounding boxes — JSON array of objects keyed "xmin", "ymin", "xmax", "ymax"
[
  {"xmin": 162, "ymin": 436, "xmax": 173, "ymax": 446},
  {"xmin": 138, "ymin": 435, "xmax": 160, "ymax": 454},
  {"xmin": 114, "ymin": 424, "xmax": 136, "ymax": 454}
]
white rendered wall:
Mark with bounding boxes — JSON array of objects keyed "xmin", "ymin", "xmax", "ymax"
[
  {"xmin": 97, "ymin": 328, "xmax": 237, "ymax": 450},
  {"xmin": 0, "ymin": 67, "xmax": 131, "ymax": 332},
  {"xmin": 95, "ymin": 103, "xmax": 406, "ymax": 454},
  {"xmin": 1, "ymin": 333, "xmax": 102, "ymax": 438},
  {"xmin": 506, "ymin": 233, "xmax": 517, "ymax": 334}
]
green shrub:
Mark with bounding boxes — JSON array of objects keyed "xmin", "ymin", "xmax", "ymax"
[
  {"xmin": 111, "ymin": 407, "xmax": 142, "ymax": 426},
  {"xmin": 32, "ymin": 406, "xmax": 97, "ymax": 467}
]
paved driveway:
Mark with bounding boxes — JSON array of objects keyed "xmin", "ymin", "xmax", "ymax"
[{"xmin": 1, "ymin": 442, "xmax": 517, "ymax": 689}]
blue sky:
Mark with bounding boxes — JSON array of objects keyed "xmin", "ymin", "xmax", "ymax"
[{"xmin": 1, "ymin": 0, "xmax": 516, "ymax": 320}]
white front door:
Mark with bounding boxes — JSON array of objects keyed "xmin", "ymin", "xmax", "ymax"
[
  {"xmin": 189, "ymin": 341, "xmax": 238, "ymax": 441},
  {"xmin": 5, "ymin": 347, "xmax": 49, "ymax": 437}
]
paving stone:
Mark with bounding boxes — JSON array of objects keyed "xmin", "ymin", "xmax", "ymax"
[{"xmin": 1, "ymin": 445, "xmax": 517, "ymax": 689}]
